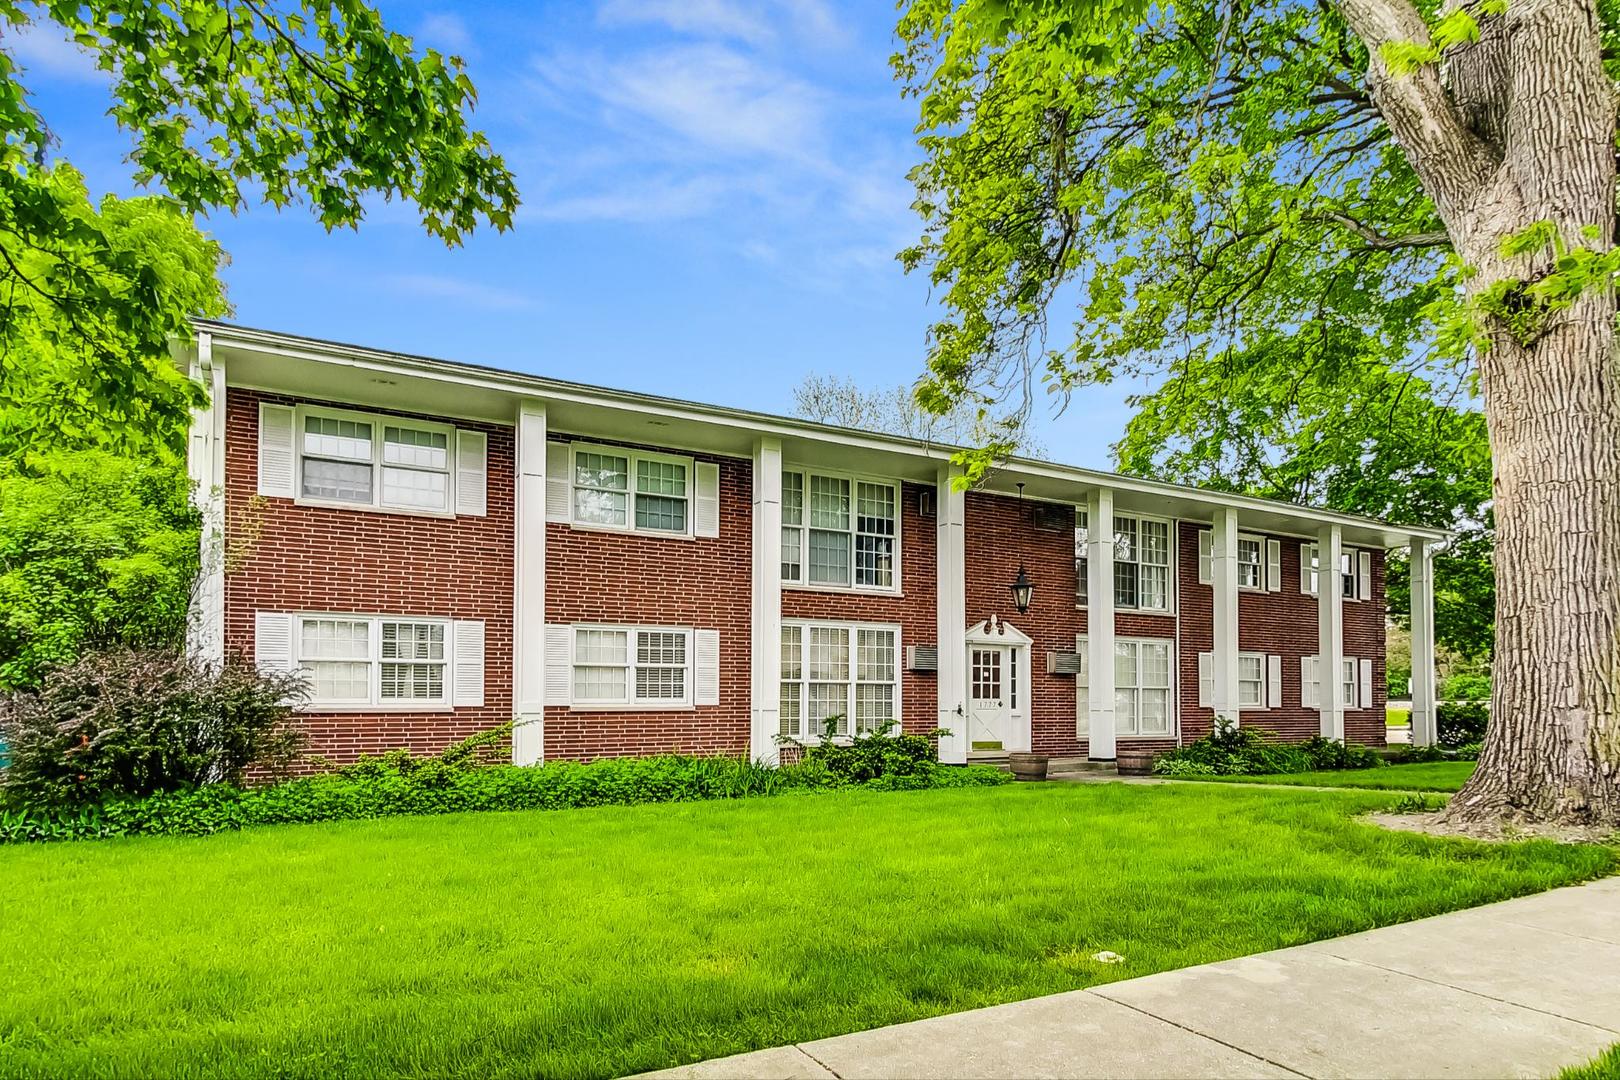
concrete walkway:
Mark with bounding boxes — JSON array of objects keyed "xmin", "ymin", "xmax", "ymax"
[{"xmin": 641, "ymin": 876, "xmax": 1620, "ymax": 1080}]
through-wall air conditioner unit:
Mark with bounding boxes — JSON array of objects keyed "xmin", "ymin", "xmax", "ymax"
[
  {"xmin": 906, "ymin": 645, "xmax": 939, "ymax": 672},
  {"xmin": 1036, "ymin": 503, "xmax": 1072, "ymax": 532},
  {"xmin": 1047, "ymin": 650, "xmax": 1083, "ymax": 676},
  {"xmin": 917, "ymin": 489, "xmax": 936, "ymax": 520}
]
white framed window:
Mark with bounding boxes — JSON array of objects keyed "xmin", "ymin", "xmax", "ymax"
[
  {"xmin": 572, "ymin": 626, "xmax": 692, "ymax": 706},
  {"xmin": 297, "ymin": 407, "xmax": 454, "ymax": 513},
  {"xmin": 1237, "ymin": 536, "xmax": 1265, "ymax": 590},
  {"xmin": 571, "ymin": 443, "xmax": 691, "ymax": 535},
  {"xmin": 296, "ymin": 614, "xmax": 449, "ymax": 707},
  {"xmin": 781, "ymin": 468, "xmax": 900, "ymax": 591},
  {"xmin": 1075, "ymin": 508, "xmax": 1089, "ymax": 603},
  {"xmin": 1342, "ymin": 657, "xmax": 1359, "ymax": 709},
  {"xmin": 1238, "ymin": 652, "xmax": 1266, "ymax": 707},
  {"xmin": 1300, "ymin": 655, "xmax": 1364, "ymax": 709},
  {"xmin": 1076, "ymin": 634, "xmax": 1091, "ymax": 734},
  {"xmin": 779, "ymin": 621, "xmax": 900, "ymax": 740},
  {"xmin": 1113, "ymin": 638, "xmax": 1174, "ymax": 736},
  {"xmin": 1302, "ymin": 543, "xmax": 1365, "ymax": 599},
  {"xmin": 1112, "ymin": 513, "xmax": 1172, "ymax": 612}
]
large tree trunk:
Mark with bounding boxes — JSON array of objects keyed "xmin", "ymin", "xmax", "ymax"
[{"xmin": 1340, "ymin": 0, "xmax": 1620, "ymax": 825}]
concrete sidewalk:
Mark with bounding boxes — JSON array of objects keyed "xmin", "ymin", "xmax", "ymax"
[{"xmin": 641, "ymin": 876, "xmax": 1620, "ymax": 1080}]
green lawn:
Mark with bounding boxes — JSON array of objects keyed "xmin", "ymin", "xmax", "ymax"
[
  {"xmin": 0, "ymin": 783, "xmax": 1609, "ymax": 1079},
  {"xmin": 1193, "ymin": 761, "xmax": 1477, "ymax": 792},
  {"xmin": 1563, "ymin": 1044, "xmax": 1620, "ymax": 1080}
]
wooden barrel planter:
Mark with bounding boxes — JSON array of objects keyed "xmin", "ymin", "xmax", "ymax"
[
  {"xmin": 1116, "ymin": 750, "xmax": 1158, "ymax": 776},
  {"xmin": 1008, "ymin": 752, "xmax": 1049, "ymax": 782}
]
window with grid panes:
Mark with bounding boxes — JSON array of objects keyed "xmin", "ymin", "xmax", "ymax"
[
  {"xmin": 1112, "ymin": 514, "xmax": 1171, "ymax": 611},
  {"xmin": 779, "ymin": 622, "xmax": 899, "ymax": 740},
  {"xmin": 296, "ymin": 616, "xmax": 448, "ymax": 706},
  {"xmin": 781, "ymin": 470, "xmax": 899, "ymax": 591},
  {"xmin": 572, "ymin": 626, "xmax": 692, "ymax": 705},
  {"xmin": 572, "ymin": 446, "xmax": 690, "ymax": 535}
]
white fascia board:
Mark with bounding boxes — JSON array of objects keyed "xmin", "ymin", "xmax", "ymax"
[{"xmin": 195, "ymin": 320, "xmax": 1450, "ymax": 546}]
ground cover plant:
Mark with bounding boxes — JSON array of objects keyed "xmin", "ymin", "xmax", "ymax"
[
  {"xmin": 1195, "ymin": 761, "xmax": 1478, "ymax": 792},
  {"xmin": 0, "ymin": 782, "xmax": 1609, "ymax": 1079},
  {"xmin": 0, "ymin": 724, "xmax": 1005, "ymax": 844},
  {"xmin": 1562, "ymin": 1043, "xmax": 1620, "ymax": 1080},
  {"xmin": 1152, "ymin": 721, "xmax": 1384, "ymax": 778}
]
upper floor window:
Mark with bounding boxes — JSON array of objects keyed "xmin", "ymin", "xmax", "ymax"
[
  {"xmin": 781, "ymin": 469, "xmax": 898, "ymax": 591},
  {"xmin": 573, "ymin": 446, "xmax": 690, "ymax": 535},
  {"xmin": 1075, "ymin": 508, "xmax": 1089, "ymax": 603},
  {"xmin": 300, "ymin": 411, "xmax": 452, "ymax": 513},
  {"xmin": 1237, "ymin": 536, "xmax": 1265, "ymax": 589},
  {"xmin": 1113, "ymin": 514, "xmax": 1172, "ymax": 612},
  {"xmin": 1302, "ymin": 543, "xmax": 1365, "ymax": 600}
]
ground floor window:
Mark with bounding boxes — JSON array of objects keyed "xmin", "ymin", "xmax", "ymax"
[
  {"xmin": 780, "ymin": 621, "xmax": 899, "ymax": 740},
  {"xmin": 1076, "ymin": 636, "xmax": 1174, "ymax": 736},
  {"xmin": 297, "ymin": 615, "xmax": 447, "ymax": 707},
  {"xmin": 572, "ymin": 626, "xmax": 691, "ymax": 706}
]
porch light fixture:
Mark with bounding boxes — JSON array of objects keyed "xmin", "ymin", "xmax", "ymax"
[{"xmin": 1010, "ymin": 482, "xmax": 1034, "ymax": 614}]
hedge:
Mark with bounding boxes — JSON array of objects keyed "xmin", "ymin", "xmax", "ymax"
[{"xmin": 0, "ymin": 753, "xmax": 1010, "ymax": 845}]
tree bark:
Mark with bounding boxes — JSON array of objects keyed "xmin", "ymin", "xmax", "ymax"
[{"xmin": 1339, "ymin": 0, "xmax": 1620, "ymax": 825}]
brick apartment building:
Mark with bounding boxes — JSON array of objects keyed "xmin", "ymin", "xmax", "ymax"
[{"xmin": 184, "ymin": 322, "xmax": 1446, "ymax": 767}]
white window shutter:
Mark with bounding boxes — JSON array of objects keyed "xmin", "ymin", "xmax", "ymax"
[
  {"xmin": 1197, "ymin": 651, "xmax": 1212, "ymax": 708},
  {"xmin": 454, "ymin": 430, "xmax": 488, "ymax": 517},
  {"xmin": 545, "ymin": 443, "xmax": 571, "ymax": 523},
  {"xmin": 1266, "ymin": 539, "xmax": 1282, "ymax": 592},
  {"xmin": 1267, "ymin": 654, "xmax": 1282, "ymax": 709},
  {"xmin": 1301, "ymin": 656, "xmax": 1319, "ymax": 708},
  {"xmin": 1300, "ymin": 543, "xmax": 1316, "ymax": 595},
  {"xmin": 544, "ymin": 624, "xmax": 572, "ymax": 706},
  {"xmin": 254, "ymin": 612, "xmax": 296, "ymax": 673},
  {"xmin": 694, "ymin": 461, "xmax": 721, "ymax": 538},
  {"xmin": 257, "ymin": 403, "xmax": 297, "ymax": 497},
  {"xmin": 1075, "ymin": 634, "xmax": 1089, "ymax": 735},
  {"xmin": 694, "ymin": 629, "xmax": 720, "ymax": 705},
  {"xmin": 1197, "ymin": 529, "xmax": 1213, "ymax": 584},
  {"xmin": 452, "ymin": 620, "xmax": 485, "ymax": 706},
  {"xmin": 1358, "ymin": 550, "xmax": 1373, "ymax": 601},
  {"xmin": 1359, "ymin": 657, "xmax": 1373, "ymax": 711}
]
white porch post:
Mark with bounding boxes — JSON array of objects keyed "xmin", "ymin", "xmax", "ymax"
[
  {"xmin": 1086, "ymin": 487, "xmax": 1116, "ymax": 760},
  {"xmin": 936, "ymin": 464, "xmax": 969, "ymax": 764},
  {"xmin": 751, "ymin": 438, "xmax": 784, "ymax": 765},
  {"xmin": 1409, "ymin": 537, "xmax": 1438, "ymax": 747},
  {"xmin": 1318, "ymin": 523, "xmax": 1346, "ymax": 740},
  {"xmin": 184, "ymin": 331, "xmax": 227, "ymax": 665},
  {"xmin": 1211, "ymin": 507, "xmax": 1241, "ymax": 728},
  {"xmin": 513, "ymin": 399, "xmax": 548, "ymax": 765}
]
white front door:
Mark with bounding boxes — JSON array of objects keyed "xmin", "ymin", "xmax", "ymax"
[{"xmin": 968, "ymin": 645, "xmax": 1013, "ymax": 751}]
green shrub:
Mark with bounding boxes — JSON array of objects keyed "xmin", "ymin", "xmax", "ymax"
[
  {"xmin": 0, "ymin": 649, "xmax": 307, "ymax": 808},
  {"xmin": 1152, "ymin": 720, "xmax": 1383, "ymax": 777},
  {"xmin": 799, "ymin": 722, "xmax": 941, "ymax": 783},
  {"xmin": 0, "ymin": 453, "xmax": 199, "ymax": 690},
  {"xmin": 1439, "ymin": 672, "xmax": 1491, "ymax": 701},
  {"xmin": 1452, "ymin": 741, "xmax": 1483, "ymax": 761},
  {"xmin": 0, "ymin": 732, "xmax": 1011, "ymax": 845},
  {"xmin": 1392, "ymin": 743, "xmax": 1450, "ymax": 764},
  {"xmin": 1437, "ymin": 701, "xmax": 1490, "ymax": 748}
]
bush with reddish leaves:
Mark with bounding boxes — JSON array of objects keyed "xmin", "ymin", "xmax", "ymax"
[{"xmin": 0, "ymin": 649, "xmax": 305, "ymax": 808}]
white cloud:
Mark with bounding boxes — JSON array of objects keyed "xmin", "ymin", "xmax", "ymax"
[
  {"xmin": 528, "ymin": 175, "xmax": 731, "ymax": 223},
  {"xmin": 383, "ymin": 273, "xmax": 533, "ymax": 311},
  {"xmin": 597, "ymin": 0, "xmax": 775, "ymax": 45},
  {"xmin": 2, "ymin": 17, "xmax": 103, "ymax": 83},
  {"xmin": 418, "ymin": 12, "xmax": 476, "ymax": 58}
]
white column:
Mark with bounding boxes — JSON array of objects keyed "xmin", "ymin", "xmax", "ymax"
[
  {"xmin": 185, "ymin": 331, "xmax": 227, "ymax": 666},
  {"xmin": 1409, "ymin": 537, "xmax": 1438, "ymax": 747},
  {"xmin": 936, "ymin": 464, "xmax": 968, "ymax": 764},
  {"xmin": 513, "ymin": 399, "xmax": 548, "ymax": 765},
  {"xmin": 751, "ymin": 438, "xmax": 784, "ymax": 765},
  {"xmin": 1318, "ymin": 523, "xmax": 1345, "ymax": 740},
  {"xmin": 1086, "ymin": 488, "xmax": 1116, "ymax": 760},
  {"xmin": 1211, "ymin": 507, "xmax": 1241, "ymax": 729}
]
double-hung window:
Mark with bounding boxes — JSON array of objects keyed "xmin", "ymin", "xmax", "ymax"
[
  {"xmin": 1113, "ymin": 638, "xmax": 1174, "ymax": 736},
  {"xmin": 572, "ymin": 626, "xmax": 691, "ymax": 706},
  {"xmin": 779, "ymin": 622, "xmax": 899, "ymax": 739},
  {"xmin": 1238, "ymin": 653, "xmax": 1266, "ymax": 708},
  {"xmin": 781, "ymin": 469, "xmax": 899, "ymax": 590},
  {"xmin": 1341, "ymin": 657, "xmax": 1358, "ymax": 708},
  {"xmin": 1237, "ymin": 536, "xmax": 1265, "ymax": 589},
  {"xmin": 1113, "ymin": 514, "xmax": 1172, "ymax": 611},
  {"xmin": 1075, "ymin": 508, "xmax": 1089, "ymax": 603},
  {"xmin": 300, "ymin": 410, "xmax": 452, "ymax": 512},
  {"xmin": 1303, "ymin": 544, "xmax": 1361, "ymax": 599},
  {"xmin": 297, "ymin": 615, "xmax": 448, "ymax": 706},
  {"xmin": 573, "ymin": 446, "xmax": 690, "ymax": 535}
]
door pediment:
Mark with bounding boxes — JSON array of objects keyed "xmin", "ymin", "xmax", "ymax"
[{"xmin": 966, "ymin": 615, "xmax": 1034, "ymax": 646}]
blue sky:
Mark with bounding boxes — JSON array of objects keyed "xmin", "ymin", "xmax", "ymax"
[{"xmin": 10, "ymin": 0, "xmax": 1140, "ymax": 467}]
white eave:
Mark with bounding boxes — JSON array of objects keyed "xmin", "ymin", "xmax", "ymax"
[{"xmin": 191, "ymin": 320, "xmax": 1450, "ymax": 550}]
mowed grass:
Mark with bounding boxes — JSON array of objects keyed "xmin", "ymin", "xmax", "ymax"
[
  {"xmin": 1563, "ymin": 1044, "xmax": 1620, "ymax": 1080},
  {"xmin": 0, "ymin": 783, "xmax": 1610, "ymax": 1079},
  {"xmin": 1194, "ymin": 760, "xmax": 1477, "ymax": 792}
]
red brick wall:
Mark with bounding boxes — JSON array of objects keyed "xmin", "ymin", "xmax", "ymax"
[
  {"xmin": 781, "ymin": 482, "xmax": 938, "ymax": 737},
  {"xmin": 1178, "ymin": 522, "xmax": 1387, "ymax": 746},
  {"xmin": 543, "ymin": 436, "xmax": 753, "ymax": 761},
  {"xmin": 222, "ymin": 389, "xmax": 516, "ymax": 767}
]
